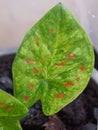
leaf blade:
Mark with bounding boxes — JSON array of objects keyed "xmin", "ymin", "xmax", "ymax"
[
  {"xmin": 0, "ymin": 118, "xmax": 22, "ymax": 130},
  {"xmin": 12, "ymin": 3, "xmax": 94, "ymax": 115},
  {"xmin": 0, "ymin": 90, "xmax": 28, "ymax": 118}
]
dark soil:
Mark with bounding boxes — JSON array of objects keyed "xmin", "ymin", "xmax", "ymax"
[
  {"xmin": 95, "ymin": 50, "xmax": 98, "ymax": 70},
  {"xmin": 0, "ymin": 53, "xmax": 98, "ymax": 130}
]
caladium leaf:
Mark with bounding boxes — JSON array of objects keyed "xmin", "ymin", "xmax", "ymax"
[
  {"xmin": 12, "ymin": 3, "xmax": 94, "ymax": 115},
  {"xmin": 0, "ymin": 89, "xmax": 28, "ymax": 118},
  {"xmin": 0, "ymin": 118, "xmax": 22, "ymax": 130},
  {"xmin": 0, "ymin": 90, "xmax": 28, "ymax": 130}
]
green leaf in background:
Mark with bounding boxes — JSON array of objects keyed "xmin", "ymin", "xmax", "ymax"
[
  {"xmin": 0, "ymin": 118, "xmax": 22, "ymax": 130},
  {"xmin": 0, "ymin": 90, "xmax": 28, "ymax": 118},
  {"xmin": 12, "ymin": 3, "xmax": 94, "ymax": 115},
  {"xmin": 0, "ymin": 90, "xmax": 28, "ymax": 130}
]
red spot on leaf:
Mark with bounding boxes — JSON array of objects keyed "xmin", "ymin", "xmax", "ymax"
[
  {"xmin": 68, "ymin": 54, "xmax": 76, "ymax": 59},
  {"xmin": 29, "ymin": 84, "xmax": 35, "ymax": 89},
  {"xmin": 33, "ymin": 66, "xmax": 39, "ymax": 74},
  {"xmin": 80, "ymin": 66, "xmax": 85, "ymax": 71},
  {"xmin": 6, "ymin": 107, "xmax": 14, "ymax": 112},
  {"xmin": 64, "ymin": 81, "xmax": 74, "ymax": 87},
  {"xmin": 0, "ymin": 103, "xmax": 7, "ymax": 108},
  {"xmin": 50, "ymin": 29, "xmax": 54, "ymax": 33},
  {"xmin": 76, "ymin": 77, "xmax": 80, "ymax": 81},
  {"xmin": 24, "ymin": 96, "xmax": 30, "ymax": 101},
  {"xmin": 26, "ymin": 59, "xmax": 36, "ymax": 64},
  {"xmin": 56, "ymin": 94, "xmax": 65, "ymax": 98},
  {"xmin": 56, "ymin": 62, "xmax": 64, "ymax": 66},
  {"xmin": 35, "ymin": 37, "xmax": 40, "ymax": 46}
]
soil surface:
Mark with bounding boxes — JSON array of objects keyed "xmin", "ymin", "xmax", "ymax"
[{"xmin": 0, "ymin": 53, "xmax": 98, "ymax": 130}]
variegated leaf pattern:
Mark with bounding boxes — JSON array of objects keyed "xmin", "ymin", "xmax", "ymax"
[
  {"xmin": 0, "ymin": 90, "xmax": 28, "ymax": 130},
  {"xmin": 12, "ymin": 3, "xmax": 94, "ymax": 115}
]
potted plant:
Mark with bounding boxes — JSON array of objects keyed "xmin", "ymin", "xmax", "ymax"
[{"xmin": 0, "ymin": 3, "xmax": 97, "ymax": 130}]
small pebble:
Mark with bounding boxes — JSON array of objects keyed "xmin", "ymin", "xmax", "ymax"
[
  {"xmin": 81, "ymin": 123, "xmax": 97, "ymax": 130},
  {"xmin": 29, "ymin": 108, "xmax": 38, "ymax": 116},
  {"xmin": 34, "ymin": 102, "xmax": 41, "ymax": 110},
  {"xmin": 94, "ymin": 107, "xmax": 98, "ymax": 119},
  {"xmin": 0, "ymin": 76, "xmax": 13, "ymax": 89},
  {"xmin": 0, "ymin": 82, "xmax": 7, "ymax": 91}
]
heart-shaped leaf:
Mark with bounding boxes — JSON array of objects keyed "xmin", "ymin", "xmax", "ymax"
[{"xmin": 12, "ymin": 3, "xmax": 94, "ymax": 115}]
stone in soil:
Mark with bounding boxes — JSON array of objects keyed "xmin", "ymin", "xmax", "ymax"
[
  {"xmin": 0, "ymin": 82, "xmax": 7, "ymax": 91},
  {"xmin": 0, "ymin": 76, "xmax": 13, "ymax": 89},
  {"xmin": 94, "ymin": 107, "xmax": 98, "ymax": 119},
  {"xmin": 81, "ymin": 123, "xmax": 97, "ymax": 130}
]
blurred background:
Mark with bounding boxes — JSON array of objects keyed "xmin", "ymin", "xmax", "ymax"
[{"xmin": 0, "ymin": 0, "xmax": 98, "ymax": 55}]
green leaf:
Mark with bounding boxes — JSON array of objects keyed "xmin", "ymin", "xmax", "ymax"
[
  {"xmin": 0, "ymin": 90, "xmax": 28, "ymax": 130},
  {"xmin": 0, "ymin": 118, "xmax": 22, "ymax": 130},
  {"xmin": 12, "ymin": 3, "xmax": 94, "ymax": 115},
  {"xmin": 0, "ymin": 90, "xmax": 28, "ymax": 118}
]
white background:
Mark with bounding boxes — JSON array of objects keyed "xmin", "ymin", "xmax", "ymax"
[{"xmin": 0, "ymin": 0, "xmax": 98, "ymax": 53}]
